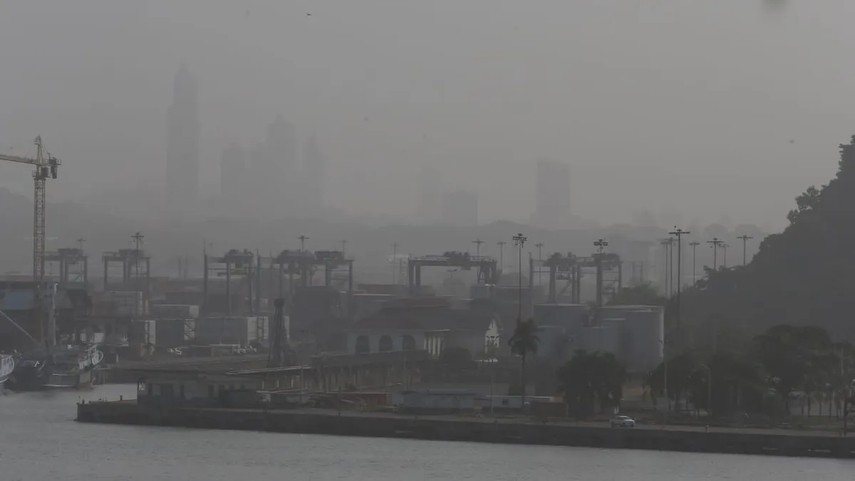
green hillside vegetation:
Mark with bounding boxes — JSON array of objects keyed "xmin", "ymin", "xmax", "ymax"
[{"xmin": 680, "ymin": 135, "xmax": 855, "ymax": 342}]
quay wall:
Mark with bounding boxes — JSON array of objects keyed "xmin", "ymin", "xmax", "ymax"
[{"xmin": 76, "ymin": 402, "xmax": 855, "ymax": 459}]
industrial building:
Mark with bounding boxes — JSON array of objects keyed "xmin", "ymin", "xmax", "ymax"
[{"xmin": 532, "ymin": 303, "xmax": 664, "ymax": 373}]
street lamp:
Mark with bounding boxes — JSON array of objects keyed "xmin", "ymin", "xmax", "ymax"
[
  {"xmin": 669, "ymin": 227, "xmax": 690, "ymax": 331},
  {"xmin": 659, "ymin": 238, "xmax": 673, "ymax": 295},
  {"xmin": 689, "ymin": 241, "xmax": 700, "ymax": 285},
  {"xmin": 707, "ymin": 238, "xmax": 723, "ymax": 274},
  {"xmin": 513, "ymin": 234, "xmax": 527, "ymax": 321},
  {"xmin": 737, "ymin": 235, "xmax": 753, "ymax": 265},
  {"xmin": 472, "ymin": 238, "xmax": 484, "ymax": 258},
  {"xmin": 660, "ymin": 338, "xmax": 669, "ymax": 413}
]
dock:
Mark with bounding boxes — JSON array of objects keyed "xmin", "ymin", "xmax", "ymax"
[{"xmin": 76, "ymin": 402, "xmax": 855, "ymax": 459}]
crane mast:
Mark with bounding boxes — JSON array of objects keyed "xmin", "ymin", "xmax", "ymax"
[{"xmin": 0, "ymin": 136, "xmax": 60, "ymax": 344}]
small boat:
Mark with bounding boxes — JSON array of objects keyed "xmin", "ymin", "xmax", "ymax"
[{"xmin": 0, "ymin": 354, "xmax": 14, "ymax": 390}]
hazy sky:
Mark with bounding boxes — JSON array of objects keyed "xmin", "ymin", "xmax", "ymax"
[{"xmin": 0, "ymin": 0, "xmax": 850, "ymax": 230}]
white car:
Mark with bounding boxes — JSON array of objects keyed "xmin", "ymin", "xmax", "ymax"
[{"xmin": 609, "ymin": 415, "xmax": 636, "ymax": 428}]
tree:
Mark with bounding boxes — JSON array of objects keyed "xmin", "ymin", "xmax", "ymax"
[
  {"xmin": 650, "ymin": 350, "xmax": 699, "ymax": 412},
  {"xmin": 753, "ymin": 325, "xmax": 833, "ymax": 412},
  {"xmin": 679, "ymin": 135, "xmax": 855, "ymax": 341},
  {"xmin": 508, "ymin": 318, "xmax": 541, "ymax": 409},
  {"xmin": 557, "ymin": 350, "xmax": 626, "ymax": 418},
  {"xmin": 438, "ymin": 347, "xmax": 476, "ymax": 374}
]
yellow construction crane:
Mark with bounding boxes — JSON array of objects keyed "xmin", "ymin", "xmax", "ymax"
[{"xmin": 0, "ymin": 136, "xmax": 60, "ymax": 343}]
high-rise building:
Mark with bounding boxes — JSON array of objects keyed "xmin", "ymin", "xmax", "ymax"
[
  {"xmin": 166, "ymin": 63, "xmax": 200, "ymax": 212},
  {"xmin": 220, "ymin": 142, "xmax": 245, "ymax": 206},
  {"xmin": 534, "ymin": 159, "xmax": 571, "ymax": 228},
  {"xmin": 262, "ymin": 115, "xmax": 299, "ymax": 211},
  {"xmin": 301, "ymin": 134, "xmax": 326, "ymax": 215},
  {"xmin": 441, "ymin": 190, "xmax": 478, "ymax": 226}
]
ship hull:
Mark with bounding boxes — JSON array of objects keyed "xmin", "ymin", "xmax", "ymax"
[
  {"xmin": 8, "ymin": 345, "xmax": 102, "ymax": 391},
  {"xmin": 0, "ymin": 354, "xmax": 14, "ymax": 391}
]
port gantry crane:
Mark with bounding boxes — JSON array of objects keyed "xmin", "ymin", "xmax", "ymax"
[{"xmin": 0, "ymin": 136, "xmax": 60, "ymax": 343}]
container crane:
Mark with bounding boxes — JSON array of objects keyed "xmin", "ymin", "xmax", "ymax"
[{"xmin": 0, "ymin": 136, "xmax": 60, "ymax": 343}]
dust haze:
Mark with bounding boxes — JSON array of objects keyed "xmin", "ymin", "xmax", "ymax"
[{"xmin": 0, "ymin": 0, "xmax": 848, "ymax": 270}]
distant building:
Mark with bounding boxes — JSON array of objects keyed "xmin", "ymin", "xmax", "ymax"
[
  {"xmin": 261, "ymin": 115, "xmax": 299, "ymax": 213},
  {"xmin": 534, "ymin": 159, "xmax": 571, "ymax": 228},
  {"xmin": 301, "ymin": 134, "xmax": 326, "ymax": 216},
  {"xmin": 166, "ymin": 64, "xmax": 200, "ymax": 212},
  {"xmin": 220, "ymin": 142, "xmax": 246, "ymax": 206},
  {"xmin": 346, "ymin": 301, "xmax": 500, "ymax": 358},
  {"xmin": 441, "ymin": 190, "xmax": 478, "ymax": 226}
]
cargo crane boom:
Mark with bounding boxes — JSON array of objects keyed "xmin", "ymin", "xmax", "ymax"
[{"xmin": 0, "ymin": 136, "xmax": 60, "ymax": 344}]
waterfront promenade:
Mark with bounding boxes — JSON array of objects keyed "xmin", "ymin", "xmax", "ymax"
[{"xmin": 76, "ymin": 401, "xmax": 855, "ymax": 459}]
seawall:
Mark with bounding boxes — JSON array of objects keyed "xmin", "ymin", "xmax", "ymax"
[{"xmin": 76, "ymin": 402, "xmax": 855, "ymax": 459}]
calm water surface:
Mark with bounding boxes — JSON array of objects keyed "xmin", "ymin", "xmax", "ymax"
[{"xmin": 2, "ymin": 384, "xmax": 853, "ymax": 481}]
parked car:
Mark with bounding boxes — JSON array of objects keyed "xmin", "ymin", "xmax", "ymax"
[{"xmin": 609, "ymin": 415, "xmax": 636, "ymax": 428}]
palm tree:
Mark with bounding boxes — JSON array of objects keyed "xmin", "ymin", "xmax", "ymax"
[{"xmin": 508, "ymin": 318, "xmax": 541, "ymax": 410}]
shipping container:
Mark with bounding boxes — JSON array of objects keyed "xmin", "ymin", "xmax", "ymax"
[
  {"xmin": 91, "ymin": 291, "xmax": 148, "ymax": 317},
  {"xmin": 155, "ymin": 319, "xmax": 196, "ymax": 348},
  {"xmin": 194, "ymin": 316, "xmax": 269, "ymax": 346},
  {"xmin": 150, "ymin": 304, "xmax": 200, "ymax": 319}
]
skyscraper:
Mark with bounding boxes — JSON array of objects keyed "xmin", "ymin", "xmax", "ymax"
[
  {"xmin": 166, "ymin": 63, "xmax": 200, "ymax": 212},
  {"xmin": 262, "ymin": 115, "xmax": 299, "ymax": 211},
  {"xmin": 220, "ymin": 142, "xmax": 245, "ymax": 206},
  {"xmin": 534, "ymin": 159, "xmax": 571, "ymax": 228},
  {"xmin": 301, "ymin": 134, "xmax": 326, "ymax": 216}
]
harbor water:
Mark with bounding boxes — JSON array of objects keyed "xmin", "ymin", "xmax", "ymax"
[{"xmin": 2, "ymin": 384, "xmax": 853, "ymax": 480}]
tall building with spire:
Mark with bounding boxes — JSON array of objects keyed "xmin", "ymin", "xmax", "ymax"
[{"xmin": 166, "ymin": 64, "xmax": 200, "ymax": 212}]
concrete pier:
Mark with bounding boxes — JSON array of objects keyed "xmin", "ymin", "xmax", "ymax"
[{"xmin": 76, "ymin": 402, "xmax": 855, "ymax": 459}]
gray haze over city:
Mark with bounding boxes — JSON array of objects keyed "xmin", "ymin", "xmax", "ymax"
[{"xmin": 0, "ymin": 0, "xmax": 840, "ymax": 275}]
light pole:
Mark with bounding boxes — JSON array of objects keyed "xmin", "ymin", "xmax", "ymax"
[
  {"xmin": 669, "ymin": 227, "xmax": 690, "ymax": 331},
  {"xmin": 660, "ymin": 338, "xmax": 669, "ymax": 412},
  {"xmin": 513, "ymin": 234, "xmax": 527, "ymax": 322},
  {"xmin": 721, "ymin": 243, "xmax": 730, "ymax": 269},
  {"xmin": 737, "ymin": 235, "xmax": 753, "ymax": 265},
  {"xmin": 659, "ymin": 238, "xmax": 672, "ymax": 295},
  {"xmin": 472, "ymin": 238, "xmax": 484, "ymax": 258},
  {"xmin": 707, "ymin": 238, "xmax": 723, "ymax": 274},
  {"xmin": 689, "ymin": 241, "xmax": 700, "ymax": 285},
  {"xmin": 298, "ymin": 235, "xmax": 309, "ymax": 251}
]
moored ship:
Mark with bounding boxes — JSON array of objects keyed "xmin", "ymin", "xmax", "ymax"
[
  {"xmin": 0, "ymin": 354, "xmax": 14, "ymax": 390},
  {"xmin": 8, "ymin": 344, "xmax": 103, "ymax": 391}
]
